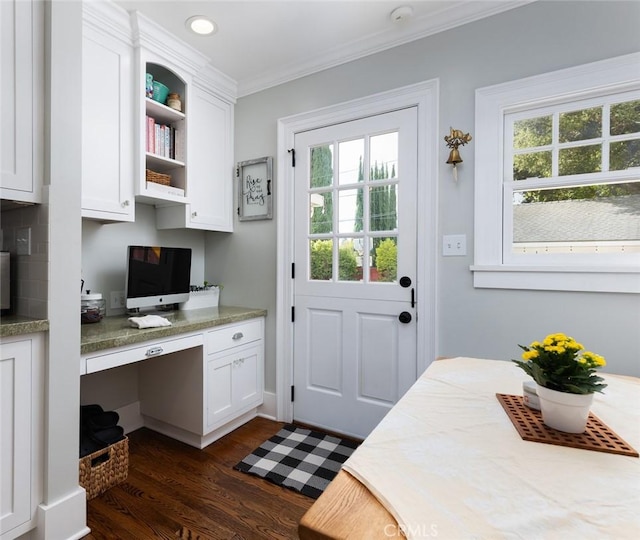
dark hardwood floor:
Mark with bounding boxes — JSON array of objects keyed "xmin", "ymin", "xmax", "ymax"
[{"xmin": 82, "ymin": 417, "xmax": 314, "ymax": 539}]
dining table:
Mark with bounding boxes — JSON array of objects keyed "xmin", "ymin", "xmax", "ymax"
[{"xmin": 298, "ymin": 357, "xmax": 640, "ymax": 539}]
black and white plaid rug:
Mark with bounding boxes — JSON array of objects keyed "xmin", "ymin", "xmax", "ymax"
[{"xmin": 234, "ymin": 424, "xmax": 359, "ymax": 499}]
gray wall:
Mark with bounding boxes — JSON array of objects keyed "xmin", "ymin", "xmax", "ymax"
[
  {"xmin": 81, "ymin": 203, "xmax": 206, "ymax": 316},
  {"xmin": 206, "ymin": 0, "xmax": 640, "ymax": 395},
  {"xmin": 80, "ymin": 203, "xmax": 206, "ymax": 408}
]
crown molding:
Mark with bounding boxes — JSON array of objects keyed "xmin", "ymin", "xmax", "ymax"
[
  {"xmin": 83, "ymin": 0, "xmax": 133, "ymax": 45},
  {"xmin": 237, "ymin": 0, "xmax": 535, "ymax": 97},
  {"xmin": 130, "ymin": 10, "xmax": 211, "ymax": 75}
]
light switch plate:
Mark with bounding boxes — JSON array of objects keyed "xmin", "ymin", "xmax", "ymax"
[{"xmin": 443, "ymin": 234, "xmax": 466, "ymax": 256}]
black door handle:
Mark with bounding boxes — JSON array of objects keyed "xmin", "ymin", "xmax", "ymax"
[{"xmin": 398, "ymin": 311, "xmax": 412, "ymax": 324}]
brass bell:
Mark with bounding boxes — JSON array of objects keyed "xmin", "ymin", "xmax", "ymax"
[{"xmin": 446, "ymin": 147, "xmax": 462, "ymax": 165}]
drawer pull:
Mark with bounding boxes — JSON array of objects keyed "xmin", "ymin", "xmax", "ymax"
[
  {"xmin": 232, "ymin": 332, "xmax": 244, "ymax": 341},
  {"xmin": 145, "ymin": 347, "xmax": 164, "ymax": 357}
]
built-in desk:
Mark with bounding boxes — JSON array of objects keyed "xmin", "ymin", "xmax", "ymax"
[{"xmin": 81, "ymin": 306, "xmax": 267, "ymax": 448}]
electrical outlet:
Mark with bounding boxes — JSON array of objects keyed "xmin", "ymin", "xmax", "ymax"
[
  {"xmin": 16, "ymin": 227, "xmax": 31, "ymax": 255},
  {"xmin": 110, "ymin": 290, "xmax": 126, "ymax": 309},
  {"xmin": 442, "ymin": 234, "xmax": 467, "ymax": 256}
]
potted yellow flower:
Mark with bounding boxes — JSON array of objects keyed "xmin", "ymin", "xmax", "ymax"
[{"xmin": 513, "ymin": 332, "xmax": 607, "ymax": 433}]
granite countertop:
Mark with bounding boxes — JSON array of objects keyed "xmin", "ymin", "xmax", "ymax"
[
  {"xmin": 0, "ymin": 315, "xmax": 49, "ymax": 338},
  {"xmin": 81, "ymin": 305, "xmax": 266, "ymax": 355}
]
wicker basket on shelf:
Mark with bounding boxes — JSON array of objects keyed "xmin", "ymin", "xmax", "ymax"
[
  {"xmin": 145, "ymin": 169, "xmax": 171, "ymax": 186},
  {"xmin": 79, "ymin": 437, "xmax": 129, "ymax": 499}
]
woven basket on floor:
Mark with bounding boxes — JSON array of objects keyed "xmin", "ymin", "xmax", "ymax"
[
  {"xmin": 145, "ymin": 169, "xmax": 171, "ymax": 185},
  {"xmin": 79, "ymin": 436, "xmax": 129, "ymax": 499}
]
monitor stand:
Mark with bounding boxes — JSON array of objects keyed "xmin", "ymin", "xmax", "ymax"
[{"xmin": 127, "ymin": 304, "xmax": 179, "ymax": 317}]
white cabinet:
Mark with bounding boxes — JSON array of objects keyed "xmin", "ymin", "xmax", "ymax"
[
  {"xmin": 138, "ymin": 318, "xmax": 264, "ymax": 448},
  {"xmin": 156, "ymin": 83, "xmax": 234, "ymax": 232},
  {"xmin": 132, "ymin": 12, "xmax": 237, "ymax": 231},
  {"xmin": 132, "ymin": 13, "xmax": 196, "ymax": 206},
  {"xmin": 81, "ymin": 1, "xmax": 135, "ymax": 222},
  {"xmin": 206, "ymin": 342, "xmax": 262, "ymax": 430},
  {"xmin": 136, "ymin": 58, "xmax": 189, "ymax": 204},
  {"xmin": 0, "ymin": 0, "xmax": 43, "ymax": 203},
  {"xmin": 0, "ymin": 333, "xmax": 44, "ymax": 540}
]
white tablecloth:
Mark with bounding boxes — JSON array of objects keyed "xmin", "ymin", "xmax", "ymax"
[{"xmin": 342, "ymin": 357, "xmax": 640, "ymax": 539}]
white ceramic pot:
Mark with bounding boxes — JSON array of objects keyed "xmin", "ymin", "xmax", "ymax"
[{"xmin": 536, "ymin": 384, "xmax": 594, "ymax": 434}]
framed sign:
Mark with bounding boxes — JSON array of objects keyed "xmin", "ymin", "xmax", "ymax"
[{"xmin": 237, "ymin": 156, "xmax": 273, "ymax": 221}]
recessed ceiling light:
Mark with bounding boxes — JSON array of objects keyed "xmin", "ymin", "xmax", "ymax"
[{"xmin": 186, "ymin": 15, "xmax": 217, "ymax": 36}]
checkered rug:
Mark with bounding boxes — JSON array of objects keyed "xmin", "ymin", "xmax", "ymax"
[{"xmin": 234, "ymin": 424, "xmax": 359, "ymax": 499}]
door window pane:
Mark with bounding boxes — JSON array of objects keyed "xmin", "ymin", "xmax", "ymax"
[
  {"xmin": 559, "ymin": 145, "xmax": 602, "ymax": 175},
  {"xmin": 338, "ymin": 188, "xmax": 361, "ymax": 233},
  {"xmin": 610, "ymin": 100, "xmax": 640, "ymax": 136},
  {"xmin": 370, "ymin": 237, "xmax": 397, "ymax": 283},
  {"xmin": 370, "ymin": 132, "xmax": 398, "ymax": 180},
  {"xmin": 310, "ymin": 145, "xmax": 333, "ymax": 188},
  {"xmin": 309, "ymin": 192, "xmax": 333, "ymax": 234},
  {"xmin": 513, "ymin": 151, "xmax": 552, "ymax": 180},
  {"xmin": 370, "ymin": 185, "xmax": 397, "ymax": 232},
  {"xmin": 338, "ymin": 238, "xmax": 362, "ymax": 282},
  {"xmin": 338, "ymin": 139, "xmax": 364, "ymax": 185},
  {"xmin": 309, "ymin": 239, "xmax": 333, "ymax": 280},
  {"xmin": 513, "ymin": 116, "xmax": 552, "ymax": 149},
  {"xmin": 559, "ymin": 107, "xmax": 602, "ymax": 142}
]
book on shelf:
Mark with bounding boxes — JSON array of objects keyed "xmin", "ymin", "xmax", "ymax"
[
  {"xmin": 146, "ymin": 115, "xmax": 155, "ymax": 154},
  {"xmin": 146, "ymin": 115, "xmax": 182, "ymax": 162},
  {"xmin": 174, "ymin": 128, "xmax": 184, "ymax": 162}
]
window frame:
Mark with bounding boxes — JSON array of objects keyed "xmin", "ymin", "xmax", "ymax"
[{"xmin": 473, "ymin": 52, "xmax": 640, "ymax": 293}]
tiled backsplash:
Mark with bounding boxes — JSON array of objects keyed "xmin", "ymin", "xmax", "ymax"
[{"xmin": 1, "ymin": 203, "xmax": 48, "ymax": 319}]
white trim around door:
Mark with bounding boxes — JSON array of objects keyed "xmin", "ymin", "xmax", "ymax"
[{"xmin": 276, "ymin": 79, "xmax": 440, "ymax": 423}]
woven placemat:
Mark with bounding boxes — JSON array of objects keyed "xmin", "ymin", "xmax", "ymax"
[{"xmin": 497, "ymin": 393, "xmax": 638, "ymax": 457}]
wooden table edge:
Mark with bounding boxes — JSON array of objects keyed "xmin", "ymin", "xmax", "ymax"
[{"xmin": 298, "ymin": 469, "xmax": 401, "ymax": 539}]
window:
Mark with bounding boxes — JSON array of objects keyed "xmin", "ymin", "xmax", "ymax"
[
  {"xmin": 307, "ymin": 132, "xmax": 400, "ymax": 283},
  {"xmin": 474, "ymin": 53, "xmax": 640, "ymax": 293}
]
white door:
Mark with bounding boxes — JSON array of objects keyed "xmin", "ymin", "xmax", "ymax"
[{"xmin": 293, "ymin": 108, "xmax": 418, "ymax": 439}]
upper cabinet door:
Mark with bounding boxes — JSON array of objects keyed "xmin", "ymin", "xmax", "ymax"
[
  {"xmin": 0, "ymin": 0, "xmax": 43, "ymax": 203},
  {"xmin": 81, "ymin": 4, "xmax": 135, "ymax": 222},
  {"xmin": 187, "ymin": 86, "xmax": 234, "ymax": 231},
  {"xmin": 156, "ymin": 84, "xmax": 234, "ymax": 232}
]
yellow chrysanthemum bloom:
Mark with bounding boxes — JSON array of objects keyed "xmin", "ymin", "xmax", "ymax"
[
  {"xmin": 566, "ymin": 340, "xmax": 583, "ymax": 351},
  {"xmin": 582, "ymin": 351, "xmax": 606, "ymax": 367},
  {"xmin": 522, "ymin": 350, "xmax": 539, "ymax": 361},
  {"xmin": 544, "ymin": 345, "xmax": 566, "ymax": 354}
]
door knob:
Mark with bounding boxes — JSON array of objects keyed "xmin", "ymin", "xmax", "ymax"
[
  {"xmin": 399, "ymin": 276, "xmax": 412, "ymax": 288},
  {"xmin": 398, "ymin": 311, "xmax": 412, "ymax": 324}
]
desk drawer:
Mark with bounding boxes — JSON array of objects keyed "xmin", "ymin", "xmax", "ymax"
[
  {"xmin": 206, "ymin": 319, "xmax": 263, "ymax": 355},
  {"xmin": 84, "ymin": 333, "xmax": 203, "ymax": 374}
]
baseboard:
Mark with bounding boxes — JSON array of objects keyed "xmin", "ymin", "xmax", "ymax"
[
  {"xmin": 142, "ymin": 408, "xmax": 259, "ymax": 449},
  {"xmin": 117, "ymin": 399, "xmax": 271, "ymax": 445},
  {"xmin": 35, "ymin": 487, "xmax": 90, "ymax": 540},
  {"xmin": 257, "ymin": 390, "xmax": 277, "ymax": 420}
]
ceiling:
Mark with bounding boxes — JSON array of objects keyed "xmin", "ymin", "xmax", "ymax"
[{"xmin": 114, "ymin": 0, "xmax": 534, "ymax": 97}]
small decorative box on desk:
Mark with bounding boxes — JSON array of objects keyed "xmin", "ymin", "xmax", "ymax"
[{"xmin": 179, "ymin": 286, "xmax": 220, "ymax": 310}]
